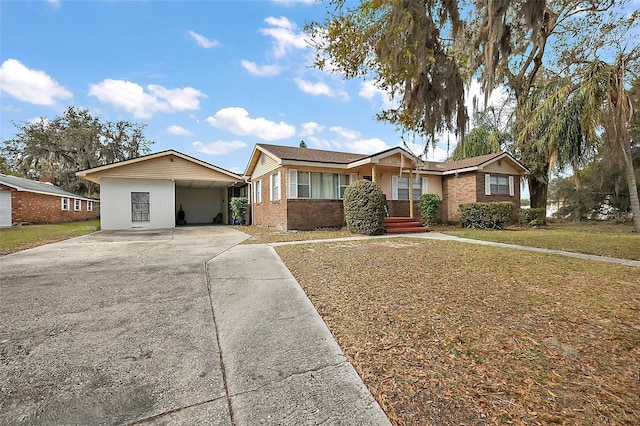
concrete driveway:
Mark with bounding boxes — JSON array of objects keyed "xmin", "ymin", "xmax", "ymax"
[{"xmin": 0, "ymin": 227, "xmax": 388, "ymax": 425}]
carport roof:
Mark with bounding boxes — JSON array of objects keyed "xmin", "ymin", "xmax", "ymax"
[{"xmin": 76, "ymin": 150, "xmax": 244, "ymax": 184}]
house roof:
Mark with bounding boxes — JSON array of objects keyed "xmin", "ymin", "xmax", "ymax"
[
  {"xmin": 436, "ymin": 152, "xmax": 529, "ymax": 174},
  {"xmin": 245, "ymin": 143, "xmax": 529, "ymax": 177},
  {"xmin": 77, "ymin": 150, "xmax": 243, "ymax": 184},
  {"xmin": 257, "ymin": 144, "xmax": 368, "ymax": 164},
  {"xmin": 0, "ymin": 174, "xmax": 97, "ymax": 201}
]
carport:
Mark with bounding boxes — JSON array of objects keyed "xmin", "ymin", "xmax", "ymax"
[{"xmin": 77, "ymin": 150, "xmax": 246, "ymax": 230}]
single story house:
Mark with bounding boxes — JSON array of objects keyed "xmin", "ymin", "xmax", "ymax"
[
  {"xmin": 76, "ymin": 150, "xmax": 246, "ymax": 230},
  {"xmin": 0, "ymin": 174, "xmax": 100, "ymax": 227},
  {"xmin": 245, "ymin": 144, "xmax": 529, "ymax": 230}
]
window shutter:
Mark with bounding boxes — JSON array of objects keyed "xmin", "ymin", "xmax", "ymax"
[
  {"xmin": 350, "ymin": 173, "xmax": 358, "ymax": 183},
  {"xmin": 421, "ymin": 177, "xmax": 428, "ymax": 195},
  {"xmin": 270, "ymin": 174, "xmax": 274, "ymax": 201},
  {"xmin": 485, "ymin": 174, "xmax": 491, "ymax": 196},
  {"xmin": 509, "ymin": 176, "xmax": 515, "ymax": 196},
  {"xmin": 288, "ymin": 169, "xmax": 298, "ymax": 198},
  {"xmin": 391, "ymin": 175, "xmax": 399, "ymax": 200}
]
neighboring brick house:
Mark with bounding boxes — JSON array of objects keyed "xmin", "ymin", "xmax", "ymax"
[
  {"xmin": 0, "ymin": 174, "xmax": 100, "ymax": 226},
  {"xmin": 244, "ymin": 144, "xmax": 528, "ymax": 230}
]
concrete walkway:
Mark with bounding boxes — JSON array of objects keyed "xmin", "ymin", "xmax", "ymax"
[
  {"xmin": 269, "ymin": 232, "xmax": 640, "ymax": 268},
  {"xmin": 0, "ymin": 227, "xmax": 389, "ymax": 425}
]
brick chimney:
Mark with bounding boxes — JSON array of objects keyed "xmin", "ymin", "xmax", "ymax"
[{"xmin": 39, "ymin": 177, "xmax": 53, "ymax": 184}]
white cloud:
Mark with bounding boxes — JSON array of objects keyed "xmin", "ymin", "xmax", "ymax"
[
  {"xmin": 206, "ymin": 107, "xmax": 296, "ymax": 141},
  {"xmin": 187, "ymin": 30, "xmax": 219, "ymax": 48},
  {"xmin": 192, "ymin": 140, "xmax": 247, "ymax": 155},
  {"xmin": 88, "ymin": 79, "xmax": 206, "ymax": 119},
  {"xmin": 425, "ymin": 144, "xmax": 449, "ymax": 162},
  {"xmin": 299, "ymin": 121, "xmax": 324, "ymax": 137},
  {"xmin": 46, "ymin": 0, "xmax": 61, "ymax": 8},
  {"xmin": 313, "ymin": 126, "xmax": 391, "ymax": 154},
  {"xmin": 241, "ymin": 60, "xmax": 280, "ymax": 77},
  {"xmin": 166, "ymin": 125, "xmax": 193, "ymax": 136},
  {"xmin": 0, "ymin": 59, "xmax": 72, "ymax": 106},
  {"xmin": 359, "ymin": 80, "xmax": 395, "ymax": 109},
  {"xmin": 260, "ymin": 16, "xmax": 309, "ymax": 58},
  {"xmin": 294, "ymin": 78, "xmax": 348, "ymax": 100}
]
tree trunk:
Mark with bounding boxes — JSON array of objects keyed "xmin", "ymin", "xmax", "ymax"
[
  {"xmin": 621, "ymin": 141, "xmax": 640, "ymax": 232},
  {"xmin": 529, "ymin": 176, "xmax": 548, "ymax": 211}
]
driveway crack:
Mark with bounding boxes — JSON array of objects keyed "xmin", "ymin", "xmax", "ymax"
[
  {"xmin": 125, "ymin": 395, "xmax": 228, "ymax": 425},
  {"xmin": 228, "ymin": 359, "xmax": 349, "ymax": 400}
]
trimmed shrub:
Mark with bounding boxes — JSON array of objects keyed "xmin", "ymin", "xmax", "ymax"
[
  {"xmin": 419, "ymin": 193, "xmax": 441, "ymax": 226},
  {"xmin": 518, "ymin": 208, "xmax": 547, "ymax": 227},
  {"xmin": 343, "ymin": 180, "xmax": 386, "ymax": 235},
  {"xmin": 230, "ymin": 197, "xmax": 248, "ymax": 223},
  {"xmin": 459, "ymin": 201, "xmax": 514, "ymax": 230}
]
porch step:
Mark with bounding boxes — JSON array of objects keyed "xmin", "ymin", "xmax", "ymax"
[{"xmin": 384, "ymin": 217, "xmax": 431, "ymax": 234}]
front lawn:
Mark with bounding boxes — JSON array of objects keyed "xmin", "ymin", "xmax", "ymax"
[
  {"xmin": 235, "ymin": 225, "xmax": 354, "ymax": 244},
  {"xmin": 276, "ymin": 239, "xmax": 640, "ymax": 425},
  {"xmin": 437, "ymin": 221, "xmax": 639, "ymax": 260},
  {"xmin": 0, "ymin": 220, "xmax": 100, "ymax": 255}
]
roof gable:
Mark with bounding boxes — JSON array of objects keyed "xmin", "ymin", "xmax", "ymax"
[{"xmin": 77, "ymin": 150, "xmax": 243, "ymax": 184}]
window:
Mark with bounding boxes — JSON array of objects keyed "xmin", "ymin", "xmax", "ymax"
[
  {"xmin": 392, "ymin": 176, "xmax": 426, "ymax": 200},
  {"xmin": 485, "ymin": 174, "xmax": 515, "ymax": 196},
  {"xmin": 270, "ymin": 172, "xmax": 281, "ymax": 201},
  {"xmin": 253, "ymin": 180, "xmax": 262, "ymax": 203},
  {"xmin": 290, "ymin": 170, "xmax": 351, "ymax": 199},
  {"xmin": 87, "ymin": 201, "xmax": 93, "ymax": 212},
  {"xmin": 131, "ymin": 192, "xmax": 150, "ymax": 222},
  {"xmin": 74, "ymin": 199, "xmax": 81, "ymax": 211},
  {"xmin": 61, "ymin": 198, "xmax": 69, "ymax": 211}
]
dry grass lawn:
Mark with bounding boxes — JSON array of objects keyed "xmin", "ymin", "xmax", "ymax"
[
  {"xmin": 235, "ymin": 225, "xmax": 353, "ymax": 244},
  {"xmin": 276, "ymin": 238, "xmax": 640, "ymax": 425}
]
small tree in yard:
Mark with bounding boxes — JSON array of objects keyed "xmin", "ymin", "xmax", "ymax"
[
  {"xmin": 343, "ymin": 180, "xmax": 386, "ymax": 235},
  {"xmin": 419, "ymin": 193, "xmax": 441, "ymax": 226},
  {"xmin": 230, "ymin": 197, "xmax": 248, "ymax": 224}
]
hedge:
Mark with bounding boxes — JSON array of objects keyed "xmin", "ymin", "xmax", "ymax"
[
  {"xmin": 459, "ymin": 201, "xmax": 514, "ymax": 229},
  {"xmin": 518, "ymin": 208, "xmax": 547, "ymax": 227},
  {"xmin": 419, "ymin": 193, "xmax": 441, "ymax": 226}
]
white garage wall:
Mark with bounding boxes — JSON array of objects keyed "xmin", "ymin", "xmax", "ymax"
[
  {"xmin": 100, "ymin": 178, "xmax": 175, "ymax": 230},
  {"xmin": 175, "ymin": 187, "xmax": 223, "ymax": 224}
]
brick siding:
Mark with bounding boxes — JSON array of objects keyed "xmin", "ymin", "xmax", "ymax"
[
  {"xmin": 287, "ymin": 199, "xmax": 345, "ymax": 230},
  {"xmin": 1, "ymin": 185, "xmax": 100, "ymax": 224},
  {"xmin": 251, "ymin": 171, "xmax": 287, "ymax": 230},
  {"xmin": 442, "ymin": 172, "xmax": 520, "ymax": 223},
  {"xmin": 441, "ymin": 172, "xmax": 478, "ymax": 223}
]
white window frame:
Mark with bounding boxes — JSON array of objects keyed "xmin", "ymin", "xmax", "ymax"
[
  {"xmin": 485, "ymin": 174, "xmax": 514, "ymax": 196},
  {"xmin": 87, "ymin": 201, "xmax": 93, "ymax": 212},
  {"xmin": 74, "ymin": 199, "xmax": 81, "ymax": 211},
  {"xmin": 270, "ymin": 172, "xmax": 281, "ymax": 201},
  {"xmin": 61, "ymin": 197, "xmax": 70, "ymax": 211},
  {"xmin": 391, "ymin": 175, "xmax": 424, "ymax": 200},
  {"xmin": 253, "ymin": 180, "xmax": 262, "ymax": 204},
  {"xmin": 288, "ymin": 169, "xmax": 350, "ymax": 200}
]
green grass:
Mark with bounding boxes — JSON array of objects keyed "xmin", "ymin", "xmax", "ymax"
[
  {"xmin": 435, "ymin": 221, "xmax": 640, "ymax": 260},
  {"xmin": 0, "ymin": 220, "xmax": 100, "ymax": 255}
]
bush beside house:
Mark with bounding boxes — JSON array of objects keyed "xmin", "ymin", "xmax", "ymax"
[
  {"xmin": 419, "ymin": 193, "xmax": 441, "ymax": 226},
  {"xmin": 343, "ymin": 180, "xmax": 386, "ymax": 235},
  {"xmin": 459, "ymin": 201, "xmax": 514, "ymax": 229}
]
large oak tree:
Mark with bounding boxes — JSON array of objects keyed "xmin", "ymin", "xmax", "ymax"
[{"xmin": 1, "ymin": 106, "xmax": 153, "ymax": 197}]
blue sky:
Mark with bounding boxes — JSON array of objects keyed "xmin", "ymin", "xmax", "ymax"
[
  {"xmin": 2, "ymin": 0, "xmax": 457, "ymax": 175},
  {"xmin": 1, "ymin": 0, "xmax": 637, "ymax": 177}
]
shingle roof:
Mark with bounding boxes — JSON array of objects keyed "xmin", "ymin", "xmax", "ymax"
[
  {"xmin": 436, "ymin": 152, "xmax": 504, "ymax": 171},
  {"xmin": 0, "ymin": 174, "xmax": 95, "ymax": 200},
  {"xmin": 258, "ymin": 144, "xmax": 369, "ymax": 164}
]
